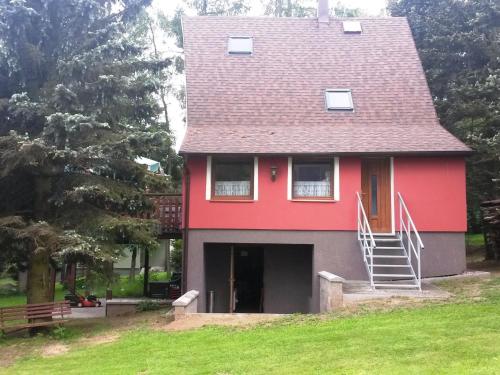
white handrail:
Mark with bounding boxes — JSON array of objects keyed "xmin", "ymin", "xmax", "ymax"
[
  {"xmin": 397, "ymin": 192, "xmax": 424, "ymax": 290},
  {"xmin": 356, "ymin": 192, "xmax": 376, "ymax": 288}
]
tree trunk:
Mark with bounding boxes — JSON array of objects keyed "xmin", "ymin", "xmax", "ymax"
[
  {"xmin": 286, "ymin": 0, "xmax": 292, "ymax": 16},
  {"xmin": 29, "ymin": 174, "xmax": 53, "ymax": 302},
  {"xmin": 27, "ymin": 249, "xmax": 52, "ymax": 304},
  {"xmin": 66, "ymin": 263, "xmax": 76, "ymax": 294},
  {"xmin": 165, "ymin": 240, "xmax": 171, "ymax": 275},
  {"xmin": 147, "ymin": 17, "xmax": 170, "ymax": 134},
  {"xmin": 143, "ymin": 249, "xmax": 150, "ymax": 297},
  {"xmin": 26, "ymin": 248, "xmax": 53, "ymax": 335},
  {"xmin": 275, "ymin": 0, "xmax": 283, "ymax": 17},
  {"xmin": 129, "ymin": 246, "xmax": 137, "ymax": 281}
]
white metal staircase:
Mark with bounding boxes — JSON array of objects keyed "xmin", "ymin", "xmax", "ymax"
[{"xmin": 356, "ymin": 192, "xmax": 424, "ymax": 290}]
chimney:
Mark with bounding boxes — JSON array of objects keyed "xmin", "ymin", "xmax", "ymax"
[{"xmin": 317, "ymin": 0, "xmax": 329, "ymax": 24}]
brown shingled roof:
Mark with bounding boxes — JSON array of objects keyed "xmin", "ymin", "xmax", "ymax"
[{"xmin": 180, "ymin": 16, "xmax": 471, "ymax": 155}]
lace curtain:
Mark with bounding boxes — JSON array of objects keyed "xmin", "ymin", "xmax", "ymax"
[
  {"xmin": 215, "ymin": 181, "xmax": 251, "ymax": 196},
  {"xmin": 293, "ymin": 181, "xmax": 331, "ymax": 197}
]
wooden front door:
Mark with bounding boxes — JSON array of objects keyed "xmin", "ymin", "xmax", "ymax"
[{"xmin": 361, "ymin": 158, "xmax": 392, "ymax": 233}]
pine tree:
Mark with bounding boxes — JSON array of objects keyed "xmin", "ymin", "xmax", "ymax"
[
  {"xmin": 389, "ymin": 0, "xmax": 500, "ymax": 230},
  {"xmin": 0, "ymin": 0, "xmax": 176, "ymax": 304}
]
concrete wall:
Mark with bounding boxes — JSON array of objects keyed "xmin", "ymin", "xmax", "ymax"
[
  {"xmin": 318, "ymin": 271, "xmax": 345, "ymax": 312},
  {"xmin": 187, "ymin": 229, "xmax": 466, "ymax": 313},
  {"xmin": 204, "ymin": 244, "xmax": 231, "ymax": 313},
  {"xmin": 420, "ymin": 232, "xmax": 466, "ymax": 277}
]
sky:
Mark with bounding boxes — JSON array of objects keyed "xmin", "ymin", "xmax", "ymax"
[
  {"xmin": 152, "ymin": 0, "xmax": 389, "ymax": 150},
  {"xmin": 158, "ymin": 0, "xmax": 388, "ymax": 17}
]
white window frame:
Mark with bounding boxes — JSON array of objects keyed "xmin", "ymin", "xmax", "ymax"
[
  {"xmin": 206, "ymin": 156, "xmax": 258, "ymax": 200},
  {"xmin": 287, "ymin": 157, "xmax": 339, "ymax": 201},
  {"xmin": 227, "ymin": 36, "xmax": 253, "ymax": 55},
  {"xmin": 325, "ymin": 89, "xmax": 354, "ymax": 111}
]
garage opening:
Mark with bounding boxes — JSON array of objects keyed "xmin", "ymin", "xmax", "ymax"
[
  {"xmin": 234, "ymin": 246, "xmax": 264, "ymax": 313},
  {"xmin": 204, "ymin": 243, "xmax": 312, "ymax": 314}
]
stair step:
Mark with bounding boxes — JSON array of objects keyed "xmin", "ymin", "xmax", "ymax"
[
  {"xmin": 373, "ymin": 273, "xmax": 413, "ymax": 277},
  {"xmin": 374, "ymin": 283, "xmax": 419, "ymax": 289},
  {"xmin": 373, "ymin": 264, "xmax": 411, "ymax": 268},
  {"xmin": 373, "ymin": 238, "xmax": 400, "ymax": 242},
  {"xmin": 371, "ymin": 255, "xmax": 407, "ymax": 259},
  {"xmin": 375, "ymin": 246, "xmax": 403, "ymax": 250}
]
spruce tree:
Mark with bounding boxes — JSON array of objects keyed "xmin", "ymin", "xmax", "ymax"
[{"xmin": 0, "ymin": 0, "xmax": 176, "ymax": 303}]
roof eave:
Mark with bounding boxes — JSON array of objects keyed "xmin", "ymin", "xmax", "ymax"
[{"xmin": 178, "ymin": 149, "xmax": 474, "ymax": 157}]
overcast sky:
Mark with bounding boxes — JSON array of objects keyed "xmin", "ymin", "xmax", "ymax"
[
  {"xmin": 157, "ymin": 0, "xmax": 388, "ymax": 16},
  {"xmin": 152, "ymin": 0, "xmax": 389, "ymax": 150}
]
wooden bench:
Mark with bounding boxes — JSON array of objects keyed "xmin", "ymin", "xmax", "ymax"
[{"xmin": 0, "ymin": 301, "xmax": 71, "ymax": 333}]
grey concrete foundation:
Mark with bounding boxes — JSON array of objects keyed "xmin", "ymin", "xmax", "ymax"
[
  {"xmin": 318, "ymin": 271, "xmax": 345, "ymax": 312},
  {"xmin": 173, "ymin": 290, "xmax": 199, "ymax": 319},
  {"xmin": 186, "ymin": 229, "xmax": 465, "ymax": 313}
]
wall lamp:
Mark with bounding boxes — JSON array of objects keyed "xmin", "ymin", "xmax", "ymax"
[{"xmin": 270, "ymin": 165, "xmax": 278, "ymax": 181}]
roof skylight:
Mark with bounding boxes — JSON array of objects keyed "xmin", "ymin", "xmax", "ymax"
[
  {"xmin": 342, "ymin": 21, "xmax": 362, "ymax": 33},
  {"xmin": 228, "ymin": 37, "xmax": 253, "ymax": 55},
  {"xmin": 325, "ymin": 89, "xmax": 354, "ymax": 111}
]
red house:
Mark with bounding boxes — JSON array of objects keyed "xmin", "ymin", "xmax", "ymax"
[{"xmin": 178, "ymin": 3, "xmax": 471, "ymax": 313}]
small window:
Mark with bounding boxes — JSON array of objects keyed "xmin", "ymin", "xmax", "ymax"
[
  {"xmin": 212, "ymin": 158, "xmax": 253, "ymax": 199},
  {"xmin": 371, "ymin": 175, "xmax": 378, "ymax": 215},
  {"xmin": 228, "ymin": 37, "xmax": 253, "ymax": 55},
  {"xmin": 343, "ymin": 21, "xmax": 362, "ymax": 33},
  {"xmin": 325, "ymin": 89, "xmax": 353, "ymax": 111},
  {"xmin": 292, "ymin": 160, "xmax": 334, "ymax": 199}
]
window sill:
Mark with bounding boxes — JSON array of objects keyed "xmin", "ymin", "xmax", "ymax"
[
  {"xmin": 209, "ymin": 199, "xmax": 255, "ymax": 203},
  {"xmin": 290, "ymin": 199, "xmax": 338, "ymax": 203}
]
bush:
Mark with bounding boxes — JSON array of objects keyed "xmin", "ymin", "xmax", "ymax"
[
  {"xmin": 50, "ymin": 326, "xmax": 76, "ymax": 340},
  {"xmin": 0, "ymin": 276, "xmax": 22, "ymax": 296},
  {"xmin": 136, "ymin": 300, "xmax": 161, "ymax": 312},
  {"xmin": 71, "ymin": 271, "xmax": 171, "ymax": 298},
  {"xmin": 149, "ymin": 271, "xmax": 171, "ymax": 281}
]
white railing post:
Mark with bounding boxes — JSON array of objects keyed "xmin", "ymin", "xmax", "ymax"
[
  {"xmin": 399, "ymin": 199, "xmax": 403, "ymax": 241},
  {"xmin": 417, "ymin": 242, "xmax": 422, "ymax": 289},
  {"xmin": 397, "ymin": 193, "xmax": 424, "ymax": 291},
  {"xmin": 408, "ymin": 218, "xmax": 411, "ymax": 262},
  {"xmin": 356, "ymin": 192, "xmax": 376, "ymax": 289}
]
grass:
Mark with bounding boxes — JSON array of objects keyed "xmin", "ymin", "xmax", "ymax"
[
  {"xmin": 466, "ymin": 233, "xmax": 485, "ymax": 248},
  {"xmin": 82, "ymin": 272, "xmax": 171, "ymax": 298},
  {"xmin": 0, "ymin": 272, "xmax": 170, "ymax": 308},
  {"xmin": 0, "ymin": 283, "xmax": 71, "ymax": 308},
  {"xmin": 2, "ymin": 275, "xmax": 500, "ymax": 374}
]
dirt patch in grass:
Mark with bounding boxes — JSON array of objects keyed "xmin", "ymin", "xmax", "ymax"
[
  {"xmin": 41, "ymin": 343, "xmax": 69, "ymax": 357},
  {"xmin": 0, "ymin": 345, "xmax": 27, "ymax": 367},
  {"xmin": 78, "ymin": 332, "xmax": 120, "ymax": 346},
  {"xmin": 161, "ymin": 313, "xmax": 283, "ymax": 332},
  {"xmin": 0, "ymin": 309, "xmax": 170, "ymax": 368}
]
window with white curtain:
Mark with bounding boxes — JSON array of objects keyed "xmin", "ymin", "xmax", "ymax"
[
  {"xmin": 212, "ymin": 158, "xmax": 253, "ymax": 199},
  {"xmin": 292, "ymin": 161, "xmax": 334, "ymax": 198}
]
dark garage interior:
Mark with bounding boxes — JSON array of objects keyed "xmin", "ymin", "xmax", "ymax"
[{"xmin": 204, "ymin": 243, "xmax": 313, "ymax": 314}]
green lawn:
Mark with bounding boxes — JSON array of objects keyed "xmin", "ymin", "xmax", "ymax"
[
  {"xmin": 0, "ymin": 273, "xmax": 170, "ymax": 308},
  {"xmin": 465, "ymin": 233, "xmax": 485, "ymax": 248},
  {"xmin": 0, "ymin": 283, "xmax": 67, "ymax": 308},
  {"xmin": 3, "ymin": 277, "xmax": 500, "ymax": 375}
]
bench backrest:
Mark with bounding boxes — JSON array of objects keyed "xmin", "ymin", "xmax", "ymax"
[{"xmin": 0, "ymin": 301, "xmax": 71, "ymax": 328}]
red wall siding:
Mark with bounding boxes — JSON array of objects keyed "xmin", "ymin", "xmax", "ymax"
[
  {"xmin": 185, "ymin": 155, "xmax": 466, "ymax": 232},
  {"xmin": 394, "ymin": 157, "xmax": 467, "ymax": 232}
]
